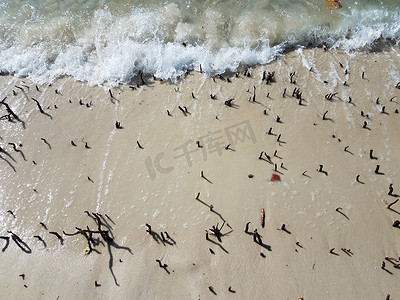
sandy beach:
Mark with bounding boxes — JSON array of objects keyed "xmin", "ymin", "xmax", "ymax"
[{"xmin": 1, "ymin": 47, "xmax": 400, "ymax": 299}]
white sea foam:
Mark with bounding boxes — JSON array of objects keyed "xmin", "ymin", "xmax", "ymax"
[{"xmin": 0, "ymin": 0, "xmax": 399, "ymax": 85}]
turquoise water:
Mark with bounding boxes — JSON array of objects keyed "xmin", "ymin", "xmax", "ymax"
[{"xmin": 0, "ymin": 0, "xmax": 399, "ymax": 84}]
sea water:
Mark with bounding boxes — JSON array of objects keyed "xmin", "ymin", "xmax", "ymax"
[{"xmin": 0, "ymin": 0, "xmax": 399, "ymax": 84}]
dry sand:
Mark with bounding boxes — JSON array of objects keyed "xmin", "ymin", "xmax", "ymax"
[{"xmin": 0, "ymin": 47, "xmax": 400, "ymax": 299}]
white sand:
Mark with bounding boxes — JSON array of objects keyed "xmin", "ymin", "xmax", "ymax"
[{"xmin": 1, "ymin": 47, "xmax": 400, "ymax": 299}]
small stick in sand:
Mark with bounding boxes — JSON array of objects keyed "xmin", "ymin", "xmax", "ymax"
[
  {"xmin": 268, "ymin": 127, "xmax": 273, "ymax": 135},
  {"xmin": 196, "ymin": 141, "xmax": 202, "ymax": 148},
  {"xmin": 209, "ymin": 248, "xmax": 215, "ymax": 254},
  {"xmin": 167, "ymin": 110, "xmax": 172, "ymax": 116},
  {"xmin": 392, "ymin": 220, "xmax": 400, "ymax": 228},
  {"xmin": 164, "ymin": 232, "xmax": 174, "ymax": 244},
  {"xmin": 192, "ymin": 92, "xmax": 196, "ymax": 99},
  {"xmin": 85, "ymin": 142, "xmax": 91, "ymax": 149},
  {"xmin": 329, "ymin": 248, "xmax": 337, "ymax": 255},
  {"xmin": 33, "ymin": 235, "xmax": 46, "ymax": 247},
  {"xmin": 105, "ymin": 214, "xmax": 115, "ymax": 224},
  {"xmin": 261, "ymin": 208, "xmax": 265, "ymax": 228},
  {"xmin": 253, "ymin": 229, "xmax": 262, "ymax": 244},
  {"xmin": 318, "ymin": 165, "xmax": 327, "ymax": 175},
  {"xmin": 355, "ymin": 175, "xmax": 362, "ymax": 183},
  {"xmin": 385, "ymin": 257, "xmax": 399, "ymax": 263},
  {"xmin": 196, "ymin": 192, "xmax": 200, "ymax": 200},
  {"xmin": 276, "ymin": 116, "xmax": 281, "ymax": 123},
  {"xmin": 225, "ymin": 144, "xmax": 231, "ymax": 150},
  {"xmin": 7, "ymin": 231, "xmax": 22, "ymax": 242},
  {"xmin": 31, "ymin": 98, "xmax": 46, "ymax": 115},
  {"xmin": 387, "ymin": 199, "xmax": 398, "ymax": 209},
  {"xmin": 161, "ymin": 231, "xmax": 172, "ymax": 243},
  {"xmin": 137, "ymin": 141, "xmax": 143, "ymax": 149},
  {"xmin": 201, "ymin": 171, "xmax": 204, "ymax": 178},
  {"xmin": 277, "ymin": 134, "xmax": 281, "ymax": 142},
  {"xmin": 208, "ymin": 286, "xmax": 216, "ymax": 295},
  {"xmin": 7, "ymin": 210, "xmax": 15, "ymax": 218},
  {"xmin": 381, "ymin": 261, "xmax": 386, "ymax": 269},
  {"xmin": 253, "ymin": 229, "xmax": 258, "ymax": 242},
  {"xmin": 265, "ymin": 153, "xmax": 272, "ymax": 162},
  {"xmin": 41, "ymin": 138, "xmax": 51, "ymax": 149},
  {"xmin": 370, "ymin": 149, "xmax": 377, "ymax": 160},
  {"xmin": 259, "ymin": 151, "xmax": 264, "ymax": 160},
  {"xmin": 8, "ymin": 142, "xmax": 23, "ymax": 154},
  {"xmin": 205, "ymin": 231, "xmax": 209, "ymax": 240},
  {"xmin": 296, "ymin": 241, "xmax": 303, "ymax": 248},
  {"xmin": 70, "ymin": 141, "xmax": 77, "ymax": 147},
  {"xmin": 228, "ymin": 286, "xmax": 236, "ymax": 293},
  {"xmin": 245, "ymin": 222, "xmax": 251, "ymax": 233},
  {"xmin": 290, "ymin": 72, "xmax": 296, "ymax": 84},
  {"xmin": 388, "ymin": 184, "xmax": 394, "ymax": 196},
  {"xmin": 283, "ymin": 88, "xmax": 286, "ymax": 97},
  {"xmin": 87, "ymin": 176, "xmax": 94, "ymax": 183},
  {"xmin": 226, "ymin": 99, "xmax": 235, "ymax": 107},
  {"xmin": 362, "ymin": 121, "xmax": 369, "ymax": 129},
  {"xmin": 386, "ymin": 294, "xmax": 390, "ymax": 300},
  {"xmin": 375, "ymin": 165, "xmax": 381, "ymax": 174},
  {"xmin": 49, "ymin": 232, "xmax": 64, "ymax": 245},
  {"xmin": 115, "ymin": 121, "xmax": 123, "ymax": 129},
  {"xmin": 160, "ymin": 232, "xmax": 166, "ymax": 242},
  {"xmin": 209, "ymin": 205, "xmax": 214, "ymax": 211},
  {"xmin": 323, "ymin": 111, "xmax": 328, "ymax": 120},
  {"xmin": 178, "ymin": 106, "xmax": 186, "ymax": 116},
  {"xmin": 145, "ymin": 223, "xmax": 152, "ymax": 233},
  {"xmin": 39, "ymin": 222, "xmax": 48, "ymax": 230},
  {"xmin": 362, "ymin": 72, "xmax": 365, "ymax": 79}
]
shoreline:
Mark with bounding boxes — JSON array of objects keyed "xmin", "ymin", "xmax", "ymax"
[
  {"xmin": 2, "ymin": 44, "xmax": 399, "ymax": 88},
  {"xmin": 1, "ymin": 47, "xmax": 400, "ymax": 299}
]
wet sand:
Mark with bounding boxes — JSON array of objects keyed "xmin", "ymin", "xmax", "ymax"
[{"xmin": 0, "ymin": 47, "xmax": 400, "ymax": 299}]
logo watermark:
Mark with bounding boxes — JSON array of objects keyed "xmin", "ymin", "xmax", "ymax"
[{"xmin": 145, "ymin": 120, "xmax": 256, "ymax": 180}]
